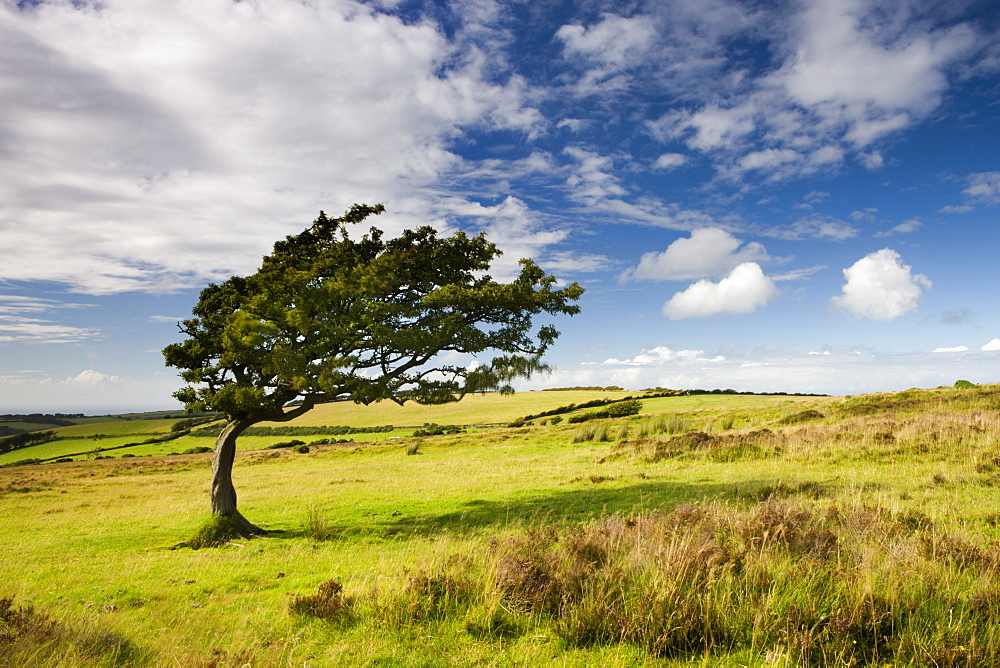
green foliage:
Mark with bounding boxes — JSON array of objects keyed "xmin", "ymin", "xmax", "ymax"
[
  {"xmin": 955, "ymin": 379, "xmax": 977, "ymax": 389},
  {"xmin": 602, "ymin": 399, "xmax": 642, "ymax": 417},
  {"xmin": 267, "ymin": 439, "xmax": 306, "ymax": 449},
  {"xmin": 171, "ymin": 416, "xmax": 217, "ymax": 432},
  {"xmin": 412, "ymin": 423, "xmax": 464, "ymax": 437},
  {"xmin": 0, "ymin": 430, "xmax": 57, "ymax": 455},
  {"xmin": 567, "ymin": 399, "xmax": 642, "ymax": 423},
  {"xmin": 163, "ymin": 204, "xmax": 584, "ymax": 421}
]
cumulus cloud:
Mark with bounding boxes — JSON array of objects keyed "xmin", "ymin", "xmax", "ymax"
[
  {"xmin": 662, "ymin": 262, "xmax": 778, "ymax": 319},
  {"xmin": 620, "ymin": 228, "xmax": 770, "ymax": 282},
  {"xmin": 601, "ymin": 346, "xmax": 724, "ymax": 366},
  {"xmin": 983, "ymin": 338, "xmax": 1000, "ymax": 351},
  {"xmin": 932, "ymin": 346, "xmax": 970, "ymax": 353},
  {"xmin": 830, "ymin": 249, "xmax": 931, "ymax": 320},
  {"xmin": 774, "ymin": 0, "xmax": 976, "ymax": 145}
]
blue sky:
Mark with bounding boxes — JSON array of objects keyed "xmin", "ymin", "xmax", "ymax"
[{"xmin": 2, "ymin": 0, "xmax": 999, "ymax": 413}]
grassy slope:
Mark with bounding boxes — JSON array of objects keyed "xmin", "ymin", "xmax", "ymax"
[
  {"xmin": 0, "ymin": 391, "xmax": 820, "ymax": 465},
  {"xmin": 4, "ymin": 386, "xmax": 997, "ymax": 665}
]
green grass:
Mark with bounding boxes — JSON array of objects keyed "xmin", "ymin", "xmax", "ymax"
[{"xmin": 3, "ymin": 385, "xmax": 1000, "ymax": 664}]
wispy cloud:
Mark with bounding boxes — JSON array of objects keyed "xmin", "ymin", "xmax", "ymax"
[{"xmin": 0, "ymin": 295, "xmax": 98, "ymax": 343}]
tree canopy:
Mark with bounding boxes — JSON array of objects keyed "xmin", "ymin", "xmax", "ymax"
[{"xmin": 163, "ymin": 204, "xmax": 583, "ymax": 535}]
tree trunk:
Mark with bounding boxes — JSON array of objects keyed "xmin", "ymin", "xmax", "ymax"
[{"xmin": 211, "ymin": 418, "xmax": 265, "ymax": 536}]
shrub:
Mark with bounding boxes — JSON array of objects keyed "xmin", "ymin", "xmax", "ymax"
[
  {"xmin": 413, "ymin": 423, "xmax": 464, "ymax": 437},
  {"xmin": 304, "ymin": 506, "xmax": 332, "ymax": 541},
  {"xmin": 602, "ymin": 399, "xmax": 642, "ymax": 417},
  {"xmin": 289, "ymin": 580, "xmax": 352, "ymax": 621},
  {"xmin": 268, "ymin": 439, "xmax": 306, "ymax": 449},
  {"xmin": 955, "ymin": 379, "xmax": 977, "ymax": 389},
  {"xmin": 294, "ymin": 444, "xmax": 310, "ymax": 454}
]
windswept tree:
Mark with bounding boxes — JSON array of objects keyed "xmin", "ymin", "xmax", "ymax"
[{"xmin": 163, "ymin": 204, "xmax": 583, "ymax": 536}]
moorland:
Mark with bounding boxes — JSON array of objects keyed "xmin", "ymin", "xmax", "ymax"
[{"xmin": 2, "ymin": 384, "xmax": 1000, "ymax": 666}]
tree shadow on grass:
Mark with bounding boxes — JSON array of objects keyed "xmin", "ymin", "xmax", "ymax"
[{"xmin": 277, "ymin": 475, "xmax": 844, "ymax": 542}]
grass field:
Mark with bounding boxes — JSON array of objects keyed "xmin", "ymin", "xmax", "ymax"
[
  {"xmin": 2, "ymin": 385, "xmax": 998, "ymax": 665},
  {"xmin": 0, "ymin": 391, "xmax": 820, "ymax": 466}
]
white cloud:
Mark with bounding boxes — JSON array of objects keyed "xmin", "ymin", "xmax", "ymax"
[
  {"xmin": 875, "ymin": 218, "xmax": 922, "ymax": 237},
  {"xmin": 0, "ymin": 369, "xmax": 170, "ymax": 414},
  {"xmin": 830, "ymin": 248, "xmax": 931, "ymax": 321},
  {"xmin": 519, "ymin": 347, "xmax": 1000, "ymax": 397},
  {"xmin": 64, "ymin": 369, "xmax": 122, "ymax": 385},
  {"xmin": 682, "ymin": 103, "xmax": 757, "ymax": 151},
  {"xmin": 739, "ymin": 148, "xmax": 801, "ymax": 172},
  {"xmin": 0, "ymin": 295, "xmax": 98, "ymax": 343},
  {"xmin": 653, "ymin": 153, "xmax": 688, "ymax": 170},
  {"xmin": 649, "ymin": 0, "xmax": 983, "ymax": 182},
  {"xmin": 620, "ymin": 228, "xmax": 770, "ymax": 282},
  {"xmin": 556, "ymin": 14, "xmax": 657, "ymax": 67},
  {"xmin": 932, "ymin": 346, "xmax": 970, "ymax": 353},
  {"xmin": 771, "ymin": 216, "xmax": 858, "ymax": 241},
  {"xmin": 601, "ymin": 346, "xmax": 724, "ymax": 366},
  {"xmin": 775, "ymin": 0, "xmax": 977, "ymax": 147},
  {"xmin": 662, "ymin": 262, "xmax": 778, "ymax": 319},
  {"xmin": 564, "ymin": 147, "xmax": 628, "ymax": 203},
  {"xmin": 982, "ymin": 338, "xmax": 1000, "ymax": 352},
  {"xmin": 435, "ymin": 196, "xmax": 568, "ymax": 280},
  {"xmin": 963, "ymin": 172, "xmax": 1000, "ymax": 204},
  {"xmin": 0, "ymin": 0, "xmax": 548, "ymax": 295}
]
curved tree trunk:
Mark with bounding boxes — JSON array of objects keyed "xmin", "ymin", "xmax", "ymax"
[{"xmin": 211, "ymin": 418, "xmax": 265, "ymax": 536}]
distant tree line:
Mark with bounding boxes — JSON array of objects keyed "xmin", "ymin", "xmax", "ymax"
[
  {"xmin": 192, "ymin": 424, "xmax": 395, "ymax": 438},
  {"xmin": 0, "ymin": 430, "xmax": 58, "ymax": 454},
  {"xmin": 541, "ymin": 386, "xmax": 624, "ymax": 392},
  {"xmin": 1, "ymin": 413, "xmax": 85, "ymax": 421},
  {"xmin": 641, "ymin": 387, "xmax": 827, "ymax": 397}
]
